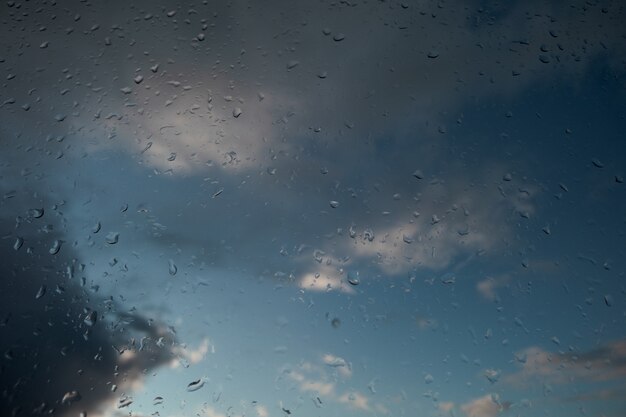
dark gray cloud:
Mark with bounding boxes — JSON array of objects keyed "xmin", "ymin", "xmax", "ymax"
[{"xmin": 0, "ymin": 187, "xmax": 176, "ymax": 417}]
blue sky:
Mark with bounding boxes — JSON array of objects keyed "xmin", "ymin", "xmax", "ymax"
[{"xmin": 1, "ymin": 1, "xmax": 625, "ymax": 417}]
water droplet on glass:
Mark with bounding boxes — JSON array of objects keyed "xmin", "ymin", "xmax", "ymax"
[
  {"xmin": 502, "ymin": 173, "xmax": 513, "ymax": 181},
  {"xmin": 61, "ymin": 390, "xmax": 81, "ymax": 404},
  {"xmin": 29, "ymin": 208, "xmax": 44, "ymax": 218},
  {"xmin": 412, "ymin": 170, "xmax": 424, "ymax": 179},
  {"xmin": 35, "ymin": 285, "xmax": 46, "ymax": 299},
  {"xmin": 402, "ymin": 235, "xmax": 413, "ymax": 244},
  {"xmin": 347, "ymin": 271, "xmax": 360, "ymax": 286},
  {"xmin": 286, "ymin": 60, "xmax": 300, "ymax": 69},
  {"xmin": 427, "ymin": 51, "xmax": 439, "ymax": 59},
  {"xmin": 154, "ymin": 396, "xmax": 164, "ymax": 405},
  {"xmin": 84, "ymin": 311, "xmax": 97, "ymax": 326},
  {"xmin": 92, "ymin": 221, "xmax": 101, "ymax": 234},
  {"xmin": 106, "ymin": 232, "xmax": 119, "ymax": 244},
  {"xmin": 424, "ymin": 374, "xmax": 434, "ymax": 384},
  {"xmin": 49, "ymin": 240, "xmax": 62, "ymax": 255},
  {"xmin": 233, "ymin": 107, "xmax": 242, "ymax": 118},
  {"xmin": 13, "ymin": 237, "xmax": 23, "ymax": 251},
  {"xmin": 591, "ymin": 158, "xmax": 604, "ymax": 168},
  {"xmin": 168, "ymin": 259, "xmax": 177, "ymax": 276},
  {"xmin": 118, "ymin": 397, "xmax": 133, "ymax": 408},
  {"xmin": 187, "ymin": 378, "xmax": 205, "ymax": 392},
  {"xmin": 333, "ymin": 33, "xmax": 345, "ymax": 42},
  {"xmin": 329, "ymin": 200, "xmax": 340, "ymax": 208},
  {"xmin": 134, "ymin": 74, "xmax": 144, "ymax": 84}
]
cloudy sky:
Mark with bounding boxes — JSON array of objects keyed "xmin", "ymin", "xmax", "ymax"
[{"xmin": 1, "ymin": 0, "xmax": 625, "ymax": 416}]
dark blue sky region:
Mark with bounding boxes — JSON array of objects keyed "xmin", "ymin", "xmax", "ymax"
[{"xmin": 1, "ymin": 1, "xmax": 625, "ymax": 417}]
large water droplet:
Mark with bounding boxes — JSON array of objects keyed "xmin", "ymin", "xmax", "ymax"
[
  {"xmin": 106, "ymin": 232, "xmax": 119, "ymax": 244},
  {"xmin": 49, "ymin": 240, "xmax": 62, "ymax": 255},
  {"xmin": 187, "ymin": 378, "xmax": 205, "ymax": 392},
  {"xmin": 168, "ymin": 259, "xmax": 177, "ymax": 276}
]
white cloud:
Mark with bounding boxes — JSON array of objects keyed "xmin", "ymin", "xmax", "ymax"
[{"xmin": 460, "ymin": 394, "xmax": 501, "ymax": 417}]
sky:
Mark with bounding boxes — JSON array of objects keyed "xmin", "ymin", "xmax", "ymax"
[{"xmin": 1, "ymin": 0, "xmax": 626, "ymax": 416}]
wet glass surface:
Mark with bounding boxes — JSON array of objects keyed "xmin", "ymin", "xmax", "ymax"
[{"xmin": 1, "ymin": 1, "xmax": 625, "ymax": 416}]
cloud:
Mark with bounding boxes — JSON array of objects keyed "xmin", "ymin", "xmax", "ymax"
[
  {"xmin": 476, "ymin": 276, "xmax": 510, "ymax": 301},
  {"xmin": 338, "ymin": 391, "xmax": 371, "ymax": 412},
  {"xmin": 506, "ymin": 339, "xmax": 626, "ymax": 387},
  {"xmin": 460, "ymin": 394, "xmax": 509, "ymax": 417}
]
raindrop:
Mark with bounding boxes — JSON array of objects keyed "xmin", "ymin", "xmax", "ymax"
[
  {"xmin": 105, "ymin": 232, "xmax": 119, "ymax": 244},
  {"xmin": 29, "ymin": 208, "xmax": 44, "ymax": 218},
  {"xmin": 13, "ymin": 237, "xmax": 23, "ymax": 251},
  {"xmin": 604, "ymin": 295, "xmax": 613, "ymax": 307},
  {"xmin": 329, "ymin": 200, "xmax": 340, "ymax": 208},
  {"xmin": 347, "ymin": 271, "xmax": 360, "ymax": 286},
  {"xmin": 120, "ymin": 87, "xmax": 132, "ymax": 94},
  {"xmin": 591, "ymin": 158, "xmax": 604, "ymax": 168},
  {"xmin": 286, "ymin": 60, "xmax": 300, "ymax": 69},
  {"xmin": 92, "ymin": 221, "xmax": 101, "ymax": 233},
  {"xmin": 118, "ymin": 397, "xmax": 133, "ymax": 408},
  {"xmin": 318, "ymin": 71, "xmax": 328, "ymax": 79},
  {"xmin": 154, "ymin": 396, "xmax": 164, "ymax": 405},
  {"xmin": 427, "ymin": 51, "xmax": 439, "ymax": 59},
  {"xmin": 49, "ymin": 240, "xmax": 62, "ymax": 255},
  {"xmin": 168, "ymin": 153, "xmax": 177, "ymax": 161},
  {"xmin": 84, "ymin": 311, "xmax": 97, "ymax": 326},
  {"xmin": 187, "ymin": 378, "xmax": 205, "ymax": 392},
  {"xmin": 402, "ymin": 235, "xmax": 413, "ymax": 244},
  {"xmin": 502, "ymin": 173, "xmax": 512, "ymax": 181},
  {"xmin": 168, "ymin": 259, "xmax": 177, "ymax": 276},
  {"xmin": 150, "ymin": 64, "xmax": 159, "ymax": 73},
  {"xmin": 134, "ymin": 74, "xmax": 144, "ymax": 84},
  {"xmin": 424, "ymin": 374, "xmax": 434, "ymax": 384},
  {"xmin": 333, "ymin": 33, "xmax": 345, "ymax": 42},
  {"xmin": 412, "ymin": 170, "xmax": 424, "ymax": 179},
  {"xmin": 61, "ymin": 390, "xmax": 81, "ymax": 404},
  {"xmin": 35, "ymin": 285, "xmax": 46, "ymax": 299},
  {"xmin": 233, "ymin": 107, "xmax": 242, "ymax": 118}
]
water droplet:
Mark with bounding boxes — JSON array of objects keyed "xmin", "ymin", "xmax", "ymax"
[
  {"xmin": 604, "ymin": 295, "xmax": 613, "ymax": 307},
  {"xmin": 322, "ymin": 28, "xmax": 331, "ymax": 36},
  {"xmin": 187, "ymin": 378, "xmax": 205, "ymax": 392},
  {"xmin": 106, "ymin": 232, "xmax": 119, "ymax": 244},
  {"xmin": 615, "ymin": 175, "xmax": 624, "ymax": 183},
  {"xmin": 329, "ymin": 200, "xmax": 340, "ymax": 208},
  {"xmin": 347, "ymin": 271, "xmax": 360, "ymax": 286},
  {"xmin": 318, "ymin": 71, "xmax": 328, "ymax": 78},
  {"xmin": 35, "ymin": 285, "xmax": 46, "ymax": 299},
  {"xmin": 427, "ymin": 51, "xmax": 439, "ymax": 59},
  {"xmin": 13, "ymin": 237, "xmax": 23, "ymax": 251},
  {"xmin": 402, "ymin": 235, "xmax": 413, "ymax": 244},
  {"xmin": 134, "ymin": 74, "xmax": 144, "ymax": 84},
  {"xmin": 168, "ymin": 259, "xmax": 177, "ymax": 276},
  {"xmin": 92, "ymin": 221, "xmax": 101, "ymax": 234},
  {"xmin": 412, "ymin": 170, "xmax": 424, "ymax": 179},
  {"xmin": 502, "ymin": 173, "xmax": 512, "ymax": 181},
  {"xmin": 154, "ymin": 396, "xmax": 164, "ymax": 405},
  {"xmin": 120, "ymin": 87, "xmax": 132, "ymax": 94},
  {"xmin": 168, "ymin": 153, "xmax": 177, "ymax": 161},
  {"xmin": 61, "ymin": 390, "xmax": 81, "ymax": 404},
  {"xmin": 118, "ymin": 397, "xmax": 133, "ymax": 408},
  {"xmin": 233, "ymin": 107, "xmax": 242, "ymax": 118},
  {"xmin": 286, "ymin": 60, "xmax": 300, "ymax": 69},
  {"xmin": 84, "ymin": 311, "xmax": 97, "ymax": 326},
  {"xmin": 591, "ymin": 158, "xmax": 604, "ymax": 168},
  {"xmin": 333, "ymin": 33, "xmax": 345, "ymax": 42},
  {"xmin": 424, "ymin": 374, "xmax": 434, "ymax": 384},
  {"xmin": 150, "ymin": 64, "xmax": 159, "ymax": 73},
  {"xmin": 49, "ymin": 240, "xmax": 62, "ymax": 255},
  {"xmin": 29, "ymin": 208, "xmax": 44, "ymax": 218}
]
